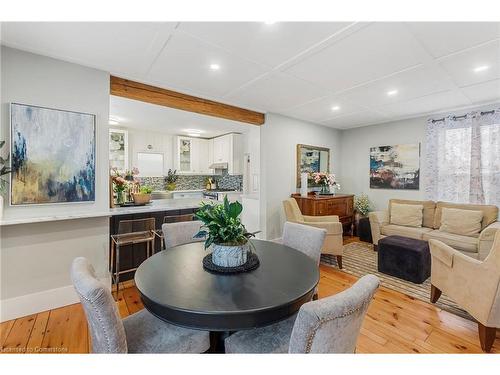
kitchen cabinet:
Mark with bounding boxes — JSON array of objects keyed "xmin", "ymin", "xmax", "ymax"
[
  {"xmin": 172, "ymin": 191, "xmax": 204, "ymax": 199},
  {"xmin": 175, "ymin": 136, "xmax": 212, "ymax": 174},
  {"xmin": 211, "ymin": 133, "xmax": 243, "ymax": 175},
  {"xmin": 109, "ymin": 129, "xmax": 128, "ymax": 172}
]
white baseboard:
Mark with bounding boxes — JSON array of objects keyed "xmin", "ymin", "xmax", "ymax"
[{"xmin": 0, "ymin": 276, "xmax": 111, "ymax": 322}]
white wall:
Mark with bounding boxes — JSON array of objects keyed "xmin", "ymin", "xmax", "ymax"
[
  {"xmin": 127, "ymin": 128, "xmax": 174, "ymax": 175},
  {"xmin": 260, "ymin": 113, "xmax": 342, "ymax": 240},
  {"xmin": 0, "ymin": 47, "xmax": 110, "ymax": 321},
  {"xmin": 339, "ymin": 116, "xmax": 427, "ymax": 211}
]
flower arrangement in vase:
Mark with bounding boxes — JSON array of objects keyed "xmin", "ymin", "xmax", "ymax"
[
  {"xmin": 310, "ymin": 172, "xmax": 341, "ymax": 195},
  {"xmin": 111, "ymin": 167, "xmax": 140, "ymax": 204},
  {"xmin": 194, "ymin": 196, "xmax": 255, "ymax": 268},
  {"xmin": 354, "ymin": 193, "xmax": 372, "ymax": 217}
]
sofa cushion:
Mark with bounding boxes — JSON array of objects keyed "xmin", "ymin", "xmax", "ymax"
[
  {"xmin": 434, "ymin": 201, "xmax": 498, "ymax": 230},
  {"xmin": 390, "ymin": 203, "xmax": 423, "ymax": 227},
  {"xmin": 389, "ymin": 199, "xmax": 436, "ymax": 228},
  {"xmin": 381, "ymin": 224, "xmax": 433, "ymax": 240},
  {"xmin": 423, "ymin": 230, "xmax": 478, "ymax": 253},
  {"xmin": 440, "ymin": 208, "xmax": 483, "ymax": 237}
]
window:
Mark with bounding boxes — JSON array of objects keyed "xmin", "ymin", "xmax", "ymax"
[
  {"xmin": 136, "ymin": 152, "xmax": 164, "ymax": 177},
  {"xmin": 425, "ymin": 110, "xmax": 500, "ymax": 206}
]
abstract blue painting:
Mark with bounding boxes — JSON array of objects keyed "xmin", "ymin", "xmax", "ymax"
[{"xmin": 10, "ymin": 103, "xmax": 95, "ymax": 205}]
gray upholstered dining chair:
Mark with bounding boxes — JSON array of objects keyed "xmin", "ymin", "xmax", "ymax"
[
  {"xmin": 224, "ymin": 274, "xmax": 380, "ymax": 354},
  {"xmin": 274, "ymin": 221, "xmax": 326, "ymax": 299},
  {"xmin": 162, "ymin": 220, "xmax": 205, "ymax": 249},
  {"xmin": 71, "ymin": 257, "xmax": 210, "ymax": 353},
  {"xmin": 281, "ymin": 221, "xmax": 326, "ymax": 265}
]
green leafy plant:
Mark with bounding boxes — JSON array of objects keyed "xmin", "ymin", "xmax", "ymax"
[
  {"xmin": 139, "ymin": 185, "xmax": 153, "ymax": 194},
  {"xmin": 354, "ymin": 193, "xmax": 372, "ymax": 216},
  {"xmin": 165, "ymin": 169, "xmax": 178, "ymax": 184},
  {"xmin": 195, "ymin": 196, "xmax": 254, "ymax": 249},
  {"xmin": 0, "ymin": 140, "xmax": 12, "ymax": 194}
]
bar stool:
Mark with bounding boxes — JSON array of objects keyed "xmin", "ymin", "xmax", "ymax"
[
  {"xmin": 110, "ymin": 218, "xmax": 155, "ymax": 295},
  {"xmin": 154, "ymin": 214, "xmax": 196, "ymax": 250}
]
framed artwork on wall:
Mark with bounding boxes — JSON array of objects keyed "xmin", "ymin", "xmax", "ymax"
[
  {"xmin": 369, "ymin": 143, "xmax": 420, "ymax": 190},
  {"xmin": 10, "ymin": 103, "xmax": 96, "ymax": 205},
  {"xmin": 296, "ymin": 144, "xmax": 330, "ymax": 187}
]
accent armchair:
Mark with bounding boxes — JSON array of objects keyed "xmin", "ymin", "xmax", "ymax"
[
  {"xmin": 283, "ymin": 198, "xmax": 344, "ymax": 268},
  {"xmin": 429, "ymin": 231, "xmax": 500, "ymax": 352}
]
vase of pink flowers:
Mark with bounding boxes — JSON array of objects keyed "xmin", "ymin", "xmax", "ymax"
[{"xmin": 310, "ymin": 172, "xmax": 340, "ymax": 195}]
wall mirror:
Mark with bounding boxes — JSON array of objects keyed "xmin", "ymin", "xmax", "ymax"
[{"xmin": 296, "ymin": 144, "xmax": 330, "ymax": 187}]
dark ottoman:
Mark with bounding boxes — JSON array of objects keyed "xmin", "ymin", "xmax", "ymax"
[{"xmin": 378, "ymin": 236, "xmax": 430, "ymax": 284}]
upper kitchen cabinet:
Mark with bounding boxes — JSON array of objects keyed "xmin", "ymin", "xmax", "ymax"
[
  {"xmin": 175, "ymin": 136, "xmax": 212, "ymax": 174},
  {"xmin": 210, "ymin": 133, "xmax": 243, "ymax": 175},
  {"xmin": 109, "ymin": 129, "xmax": 128, "ymax": 172}
]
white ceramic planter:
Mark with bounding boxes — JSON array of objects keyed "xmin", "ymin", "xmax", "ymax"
[{"xmin": 212, "ymin": 242, "xmax": 249, "ymax": 267}]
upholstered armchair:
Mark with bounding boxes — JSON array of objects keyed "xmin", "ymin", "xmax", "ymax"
[
  {"xmin": 283, "ymin": 198, "xmax": 344, "ymax": 267},
  {"xmin": 429, "ymin": 231, "xmax": 500, "ymax": 352}
]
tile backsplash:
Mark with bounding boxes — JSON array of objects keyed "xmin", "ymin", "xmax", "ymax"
[{"xmin": 139, "ymin": 174, "xmax": 243, "ymax": 191}]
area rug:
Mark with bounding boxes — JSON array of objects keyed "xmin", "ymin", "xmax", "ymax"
[{"xmin": 321, "ymin": 241, "xmax": 471, "ymax": 320}]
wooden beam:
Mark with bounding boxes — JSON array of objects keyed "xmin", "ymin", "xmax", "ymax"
[{"xmin": 110, "ymin": 76, "xmax": 265, "ymax": 125}]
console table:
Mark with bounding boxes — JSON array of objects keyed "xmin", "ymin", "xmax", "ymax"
[{"xmin": 291, "ymin": 193, "xmax": 354, "ymax": 234}]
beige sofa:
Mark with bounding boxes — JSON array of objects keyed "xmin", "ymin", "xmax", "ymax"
[{"xmin": 369, "ymin": 199, "xmax": 500, "ymax": 260}]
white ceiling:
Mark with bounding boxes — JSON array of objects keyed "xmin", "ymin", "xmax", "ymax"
[
  {"xmin": 109, "ymin": 96, "xmax": 251, "ymax": 138},
  {"xmin": 1, "ymin": 22, "xmax": 499, "ymax": 129}
]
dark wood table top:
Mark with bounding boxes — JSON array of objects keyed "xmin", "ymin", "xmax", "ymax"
[{"xmin": 134, "ymin": 239, "xmax": 319, "ymax": 331}]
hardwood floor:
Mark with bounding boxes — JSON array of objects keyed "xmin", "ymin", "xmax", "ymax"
[{"xmin": 1, "ymin": 238, "xmax": 498, "ymax": 354}]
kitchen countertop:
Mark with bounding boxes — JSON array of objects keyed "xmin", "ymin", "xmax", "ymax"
[{"xmin": 0, "ymin": 199, "xmax": 214, "ymax": 226}]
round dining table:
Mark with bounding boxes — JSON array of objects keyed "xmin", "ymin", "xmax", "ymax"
[{"xmin": 134, "ymin": 239, "xmax": 319, "ymax": 353}]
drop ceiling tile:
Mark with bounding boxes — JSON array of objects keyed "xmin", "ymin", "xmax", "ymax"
[
  {"xmin": 338, "ymin": 65, "xmax": 455, "ymax": 107},
  {"xmin": 224, "ymin": 72, "xmax": 327, "ymax": 112},
  {"xmin": 283, "ymin": 95, "xmax": 365, "ymax": 123},
  {"xmin": 0, "ymin": 22, "xmax": 176, "ymax": 77},
  {"xmin": 178, "ymin": 22, "xmax": 351, "ymax": 68},
  {"xmin": 438, "ymin": 40, "xmax": 500, "ymax": 87},
  {"xmin": 320, "ymin": 110, "xmax": 389, "ymax": 129},
  {"xmin": 147, "ymin": 32, "xmax": 268, "ymax": 98},
  {"xmin": 407, "ymin": 22, "xmax": 500, "ymax": 58},
  {"xmin": 379, "ymin": 90, "xmax": 472, "ymax": 117},
  {"xmin": 460, "ymin": 79, "xmax": 500, "ymax": 104},
  {"xmin": 285, "ymin": 23, "xmax": 426, "ymax": 92}
]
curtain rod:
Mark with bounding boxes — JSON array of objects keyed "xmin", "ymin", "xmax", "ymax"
[{"xmin": 431, "ymin": 110, "xmax": 497, "ymax": 123}]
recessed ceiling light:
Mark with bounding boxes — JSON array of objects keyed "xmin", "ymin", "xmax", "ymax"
[
  {"xmin": 387, "ymin": 89, "xmax": 398, "ymax": 96},
  {"xmin": 473, "ymin": 65, "xmax": 489, "ymax": 73},
  {"xmin": 109, "ymin": 120, "xmax": 119, "ymax": 125},
  {"xmin": 209, "ymin": 63, "xmax": 220, "ymax": 71},
  {"xmin": 187, "ymin": 133, "xmax": 201, "ymax": 137},
  {"xmin": 184, "ymin": 129, "xmax": 203, "ymax": 134},
  {"xmin": 331, "ymin": 105, "xmax": 341, "ymax": 111}
]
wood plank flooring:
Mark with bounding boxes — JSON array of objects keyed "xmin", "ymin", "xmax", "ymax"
[{"xmin": 1, "ymin": 238, "xmax": 498, "ymax": 354}]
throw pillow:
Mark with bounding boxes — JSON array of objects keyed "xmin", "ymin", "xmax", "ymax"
[
  {"xmin": 439, "ymin": 208, "xmax": 483, "ymax": 237},
  {"xmin": 390, "ymin": 203, "xmax": 423, "ymax": 227}
]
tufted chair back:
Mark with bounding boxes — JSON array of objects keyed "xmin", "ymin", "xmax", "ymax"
[
  {"xmin": 71, "ymin": 257, "xmax": 127, "ymax": 353},
  {"xmin": 289, "ymin": 274, "xmax": 379, "ymax": 353}
]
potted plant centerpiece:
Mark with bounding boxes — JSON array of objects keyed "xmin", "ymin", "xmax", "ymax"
[
  {"xmin": 165, "ymin": 169, "xmax": 178, "ymax": 191},
  {"xmin": 132, "ymin": 185, "xmax": 153, "ymax": 205},
  {"xmin": 195, "ymin": 196, "xmax": 255, "ymax": 268}
]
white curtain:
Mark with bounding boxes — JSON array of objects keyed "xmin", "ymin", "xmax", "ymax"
[{"xmin": 425, "ymin": 109, "xmax": 500, "ymax": 206}]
